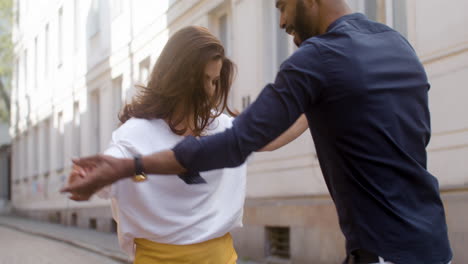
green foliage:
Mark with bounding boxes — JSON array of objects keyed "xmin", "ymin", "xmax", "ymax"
[{"xmin": 0, "ymin": 0, "xmax": 13, "ymax": 123}]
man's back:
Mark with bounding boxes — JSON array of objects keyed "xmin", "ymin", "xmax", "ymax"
[
  {"xmin": 169, "ymin": 12, "xmax": 452, "ymax": 264},
  {"xmin": 291, "ymin": 13, "xmax": 452, "ymax": 263}
]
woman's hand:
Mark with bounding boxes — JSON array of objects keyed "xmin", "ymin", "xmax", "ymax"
[
  {"xmin": 61, "ymin": 155, "xmax": 134, "ymax": 201},
  {"xmin": 66, "ymin": 165, "xmax": 89, "ymax": 201}
]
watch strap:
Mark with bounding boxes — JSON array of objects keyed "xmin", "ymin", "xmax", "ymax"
[{"xmin": 134, "ymin": 154, "xmax": 145, "ymax": 175}]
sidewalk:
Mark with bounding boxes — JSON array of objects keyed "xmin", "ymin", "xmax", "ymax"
[
  {"xmin": 0, "ymin": 214, "xmax": 259, "ymax": 264},
  {"xmin": 0, "ymin": 214, "xmax": 130, "ymax": 263}
]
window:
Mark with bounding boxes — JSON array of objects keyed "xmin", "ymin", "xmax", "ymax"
[
  {"xmin": 112, "ymin": 76, "xmax": 123, "ymax": 127},
  {"xmin": 34, "ymin": 37, "xmax": 38, "ymax": 89},
  {"xmin": 15, "ymin": 59, "xmax": 19, "ymax": 99},
  {"xmin": 14, "ymin": 103, "xmax": 19, "ymax": 132},
  {"xmin": 45, "ymin": 24, "xmax": 49, "ymax": 76},
  {"xmin": 111, "ymin": 0, "xmax": 123, "ymax": 19},
  {"xmin": 33, "ymin": 126, "xmax": 39, "ymax": 176},
  {"xmin": 55, "ymin": 211, "xmax": 62, "ymax": 224},
  {"xmin": 266, "ymin": 226, "xmax": 290, "ymax": 260},
  {"xmin": 17, "ymin": 136, "xmax": 22, "ymax": 180},
  {"xmin": 211, "ymin": 5, "xmax": 232, "ymax": 56},
  {"xmin": 15, "ymin": 0, "xmax": 20, "ymax": 25},
  {"xmin": 263, "ymin": 0, "xmax": 294, "ymax": 83},
  {"xmin": 242, "ymin": 95, "xmax": 251, "ymax": 111},
  {"xmin": 13, "ymin": 139, "xmax": 17, "ymax": 182},
  {"xmin": 28, "ymin": 130, "xmax": 35, "ymax": 178},
  {"xmin": 7, "ymin": 149, "xmax": 11, "ymax": 200},
  {"xmin": 56, "ymin": 112, "xmax": 64, "ymax": 170},
  {"xmin": 22, "ymin": 132, "xmax": 28, "ymax": 179},
  {"xmin": 274, "ymin": 10, "xmax": 290, "ymax": 69},
  {"xmin": 210, "ymin": 4, "xmax": 233, "ymax": 107},
  {"xmin": 90, "ymin": 90, "xmax": 101, "ymax": 154},
  {"xmin": 74, "ymin": 0, "xmax": 80, "ymax": 52},
  {"xmin": 21, "ymin": 134, "xmax": 27, "ymax": 180},
  {"xmin": 347, "ymin": 0, "xmax": 407, "ymax": 36},
  {"xmin": 13, "ymin": 140, "xmax": 19, "ymax": 181},
  {"xmin": 111, "ymin": 219, "xmax": 117, "ymax": 233},
  {"xmin": 139, "ymin": 57, "xmax": 150, "ymax": 84},
  {"xmin": 88, "ymin": 0, "xmax": 101, "ymax": 37},
  {"xmin": 392, "ymin": 0, "xmax": 407, "ymax": 37},
  {"xmin": 89, "ymin": 218, "xmax": 97, "ymax": 229},
  {"xmin": 71, "ymin": 213, "xmax": 78, "ymax": 227},
  {"xmin": 42, "ymin": 119, "xmax": 51, "ymax": 175},
  {"xmin": 218, "ymin": 14, "xmax": 230, "ymax": 55},
  {"xmin": 73, "ymin": 102, "xmax": 81, "ymax": 157},
  {"xmin": 23, "ymin": 49, "xmax": 28, "ymax": 93},
  {"xmin": 58, "ymin": 7, "xmax": 63, "ymax": 67}
]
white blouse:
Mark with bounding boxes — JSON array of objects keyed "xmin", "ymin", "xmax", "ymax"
[{"xmin": 98, "ymin": 115, "xmax": 246, "ymax": 258}]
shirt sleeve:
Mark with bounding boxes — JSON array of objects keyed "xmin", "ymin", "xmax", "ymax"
[
  {"xmin": 173, "ymin": 44, "xmax": 325, "ymax": 172},
  {"xmin": 96, "ymin": 142, "xmax": 134, "ymax": 199}
]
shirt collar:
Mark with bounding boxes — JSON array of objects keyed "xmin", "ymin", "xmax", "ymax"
[
  {"xmin": 326, "ymin": 12, "xmax": 367, "ymax": 33},
  {"xmin": 299, "ymin": 13, "xmax": 367, "ymax": 47}
]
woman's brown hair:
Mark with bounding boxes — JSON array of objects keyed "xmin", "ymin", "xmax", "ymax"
[{"xmin": 119, "ymin": 26, "xmax": 236, "ymax": 136}]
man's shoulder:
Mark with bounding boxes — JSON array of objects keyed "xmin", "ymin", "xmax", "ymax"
[
  {"xmin": 294, "ymin": 40, "xmax": 323, "ymax": 57},
  {"xmin": 328, "ymin": 13, "xmax": 394, "ymax": 35},
  {"xmin": 279, "ymin": 40, "xmax": 325, "ymax": 73}
]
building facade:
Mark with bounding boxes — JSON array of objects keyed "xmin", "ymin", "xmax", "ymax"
[
  {"xmin": 0, "ymin": 122, "xmax": 11, "ymax": 213},
  {"xmin": 10, "ymin": 0, "xmax": 468, "ymax": 263}
]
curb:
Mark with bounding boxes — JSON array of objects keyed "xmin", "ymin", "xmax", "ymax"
[{"xmin": 0, "ymin": 221, "xmax": 131, "ymax": 263}]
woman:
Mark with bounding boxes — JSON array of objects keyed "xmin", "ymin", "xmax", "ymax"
[{"xmin": 69, "ymin": 26, "xmax": 308, "ymax": 263}]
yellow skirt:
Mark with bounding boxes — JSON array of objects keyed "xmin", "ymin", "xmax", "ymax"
[{"xmin": 133, "ymin": 233, "xmax": 238, "ymax": 264}]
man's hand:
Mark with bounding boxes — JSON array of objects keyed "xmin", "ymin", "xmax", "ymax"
[
  {"xmin": 60, "ymin": 155, "xmax": 133, "ymax": 201},
  {"xmin": 66, "ymin": 165, "xmax": 89, "ymax": 201}
]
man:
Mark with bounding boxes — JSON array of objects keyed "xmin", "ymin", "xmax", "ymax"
[{"xmin": 62, "ymin": 0, "xmax": 452, "ymax": 263}]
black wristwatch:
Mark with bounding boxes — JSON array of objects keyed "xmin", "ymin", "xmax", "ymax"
[{"xmin": 132, "ymin": 154, "xmax": 147, "ymax": 182}]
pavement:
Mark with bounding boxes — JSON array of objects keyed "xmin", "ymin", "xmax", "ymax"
[
  {"xmin": 0, "ymin": 214, "xmax": 259, "ymax": 264},
  {"xmin": 0, "ymin": 225, "xmax": 122, "ymax": 264},
  {"xmin": 0, "ymin": 214, "xmax": 131, "ymax": 263}
]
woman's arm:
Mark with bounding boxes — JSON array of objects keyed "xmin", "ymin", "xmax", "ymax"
[{"xmin": 258, "ymin": 114, "xmax": 308, "ymax": 152}]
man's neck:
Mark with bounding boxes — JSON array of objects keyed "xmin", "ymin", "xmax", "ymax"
[{"xmin": 318, "ymin": 5, "xmax": 353, "ymax": 34}]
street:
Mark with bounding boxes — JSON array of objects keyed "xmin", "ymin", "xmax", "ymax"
[{"xmin": 0, "ymin": 226, "xmax": 122, "ymax": 264}]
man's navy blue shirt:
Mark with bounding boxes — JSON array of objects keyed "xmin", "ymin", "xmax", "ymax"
[{"xmin": 174, "ymin": 13, "xmax": 452, "ymax": 263}]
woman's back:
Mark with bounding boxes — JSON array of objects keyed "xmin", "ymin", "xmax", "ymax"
[{"xmin": 100, "ymin": 114, "xmax": 246, "ymax": 257}]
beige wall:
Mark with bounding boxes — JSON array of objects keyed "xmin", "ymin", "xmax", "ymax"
[{"xmin": 406, "ymin": 0, "xmax": 468, "ymax": 188}]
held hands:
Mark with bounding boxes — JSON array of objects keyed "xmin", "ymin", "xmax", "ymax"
[
  {"xmin": 61, "ymin": 155, "xmax": 133, "ymax": 201},
  {"xmin": 66, "ymin": 164, "xmax": 88, "ymax": 201}
]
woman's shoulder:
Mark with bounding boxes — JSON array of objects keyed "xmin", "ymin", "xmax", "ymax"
[
  {"xmin": 206, "ymin": 113, "xmax": 234, "ymax": 134},
  {"xmin": 112, "ymin": 118, "xmax": 168, "ymax": 142},
  {"xmin": 217, "ymin": 113, "xmax": 234, "ymax": 127}
]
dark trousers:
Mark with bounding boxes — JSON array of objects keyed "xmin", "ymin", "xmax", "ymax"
[{"xmin": 343, "ymin": 249, "xmax": 382, "ymax": 264}]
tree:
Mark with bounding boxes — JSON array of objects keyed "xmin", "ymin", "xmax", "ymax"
[{"xmin": 0, "ymin": 0, "xmax": 13, "ymax": 123}]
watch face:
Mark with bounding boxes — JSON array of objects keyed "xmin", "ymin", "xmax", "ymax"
[{"xmin": 132, "ymin": 174, "xmax": 147, "ymax": 182}]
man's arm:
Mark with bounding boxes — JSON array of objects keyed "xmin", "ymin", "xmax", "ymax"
[
  {"xmin": 144, "ymin": 114, "xmax": 309, "ymax": 173},
  {"xmin": 258, "ymin": 114, "xmax": 308, "ymax": 152},
  {"xmin": 62, "ymin": 72, "xmax": 315, "ymax": 199},
  {"xmin": 61, "ymin": 151, "xmax": 184, "ymax": 201},
  {"xmin": 61, "ymin": 46, "xmax": 325, "ymax": 199}
]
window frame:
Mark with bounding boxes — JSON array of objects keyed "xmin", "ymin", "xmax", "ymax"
[
  {"xmin": 210, "ymin": 3, "xmax": 233, "ymax": 57},
  {"xmin": 347, "ymin": 0, "xmax": 407, "ymax": 36},
  {"xmin": 263, "ymin": 0, "xmax": 295, "ymax": 84}
]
